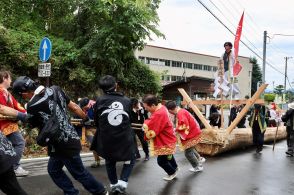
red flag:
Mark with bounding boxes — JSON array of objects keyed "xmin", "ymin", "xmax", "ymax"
[{"xmin": 233, "ymin": 11, "xmax": 244, "ymax": 76}]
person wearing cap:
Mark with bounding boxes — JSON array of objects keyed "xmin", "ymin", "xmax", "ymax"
[
  {"xmin": 78, "ymin": 97, "xmax": 101, "ymax": 168},
  {"xmin": 12, "ymin": 76, "xmax": 108, "ymax": 195},
  {"xmin": 91, "ymin": 75, "xmax": 135, "ymax": 194},
  {"xmin": 222, "ymin": 42, "xmax": 235, "ymax": 77},
  {"xmin": 282, "ymin": 102, "xmax": 294, "ymax": 156},
  {"xmin": 0, "ymin": 70, "xmax": 29, "ymax": 177},
  {"xmin": 219, "ymin": 42, "xmax": 241, "ymax": 99}
]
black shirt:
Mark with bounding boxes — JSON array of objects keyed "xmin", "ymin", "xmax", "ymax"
[{"xmin": 27, "ymin": 86, "xmax": 81, "ymax": 158}]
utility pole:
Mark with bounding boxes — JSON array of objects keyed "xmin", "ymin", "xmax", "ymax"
[
  {"xmin": 262, "ymin": 31, "xmax": 267, "ymax": 84},
  {"xmin": 284, "ymin": 57, "xmax": 292, "ymax": 103},
  {"xmin": 284, "ymin": 56, "xmax": 292, "ymax": 91}
]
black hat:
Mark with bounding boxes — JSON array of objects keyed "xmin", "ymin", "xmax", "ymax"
[
  {"xmin": 13, "ymin": 76, "xmax": 37, "ymax": 94},
  {"xmin": 79, "ymin": 98, "xmax": 90, "ymax": 108},
  {"xmin": 224, "ymin": 42, "xmax": 233, "ymax": 47}
]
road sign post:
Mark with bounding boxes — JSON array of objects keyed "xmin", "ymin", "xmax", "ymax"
[
  {"xmin": 39, "ymin": 37, "xmax": 52, "ymax": 62},
  {"xmin": 38, "ymin": 63, "xmax": 51, "ymax": 77},
  {"xmin": 39, "ymin": 37, "xmax": 52, "ymax": 86}
]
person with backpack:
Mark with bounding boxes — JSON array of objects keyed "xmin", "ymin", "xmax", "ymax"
[
  {"xmin": 282, "ymin": 102, "xmax": 294, "ymax": 156},
  {"xmin": 12, "ymin": 76, "xmax": 108, "ymax": 195}
]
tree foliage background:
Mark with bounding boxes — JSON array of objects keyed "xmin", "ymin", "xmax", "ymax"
[
  {"xmin": 250, "ymin": 57, "xmax": 262, "ymax": 96},
  {"xmin": 0, "ymin": 0, "xmax": 163, "ymax": 99}
]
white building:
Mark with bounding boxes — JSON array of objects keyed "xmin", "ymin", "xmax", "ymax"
[{"xmin": 134, "ymin": 45, "xmax": 253, "ymax": 98}]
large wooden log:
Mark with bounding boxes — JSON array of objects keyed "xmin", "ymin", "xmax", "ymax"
[
  {"xmin": 226, "ymin": 84, "xmax": 268, "ymax": 134},
  {"xmin": 196, "ymin": 126, "xmax": 287, "ymax": 156},
  {"xmin": 178, "ymin": 88, "xmax": 212, "ymax": 130},
  {"xmin": 177, "ymin": 84, "xmax": 287, "ymax": 156}
]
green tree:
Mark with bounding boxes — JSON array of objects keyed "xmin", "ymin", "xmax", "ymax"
[
  {"xmin": 0, "ymin": 0, "xmax": 163, "ymax": 98},
  {"xmin": 274, "ymin": 85, "xmax": 284, "ymax": 95},
  {"xmin": 250, "ymin": 57, "xmax": 262, "ymax": 96},
  {"xmin": 286, "ymin": 90, "xmax": 294, "ymax": 102}
]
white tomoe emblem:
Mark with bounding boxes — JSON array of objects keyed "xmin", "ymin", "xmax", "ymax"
[{"xmin": 101, "ymin": 102, "xmax": 129, "ymax": 126}]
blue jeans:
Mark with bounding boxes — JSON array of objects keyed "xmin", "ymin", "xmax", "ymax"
[
  {"xmin": 105, "ymin": 158, "xmax": 135, "ymax": 185},
  {"xmin": 48, "ymin": 155, "xmax": 105, "ymax": 195},
  {"xmin": 6, "ymin": 131, "xmax": 25, "ymax": 170},
  {"xmin": 157, "ymin": 155, "xmax": 178, "ymax": 175}
]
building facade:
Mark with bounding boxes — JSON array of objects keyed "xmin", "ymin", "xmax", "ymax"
[{"xmin": 134, "ymin": 45, "xmax": 253, "ymax": 98}]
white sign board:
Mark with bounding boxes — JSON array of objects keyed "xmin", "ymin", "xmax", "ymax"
[{"xmin": 38, "ymin": 63, "xmax": 51, "ymax": 77}]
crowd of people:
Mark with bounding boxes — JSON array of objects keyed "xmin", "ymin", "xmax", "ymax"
[
  {"xmin": 1, "ymin": 69, "xmax": 294, "ymax": 195},
  {"xmin": 0, "ymin": 72, "xmax": 205, "ymax": 195}
]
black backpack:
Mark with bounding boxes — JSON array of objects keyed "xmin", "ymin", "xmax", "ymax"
[{"xmin": 36, "ymin": 87, "xmax": 61, "ymax": 146}]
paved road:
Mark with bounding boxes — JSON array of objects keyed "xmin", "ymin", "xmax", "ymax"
[{"xmin": 2, "ymin": 140, "xmax": 294, "ymax": 195}]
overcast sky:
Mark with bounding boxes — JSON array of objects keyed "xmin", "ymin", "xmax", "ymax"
[{"xmin": 147, "ymin": 0, "xmax": 294, "ymax": 91}]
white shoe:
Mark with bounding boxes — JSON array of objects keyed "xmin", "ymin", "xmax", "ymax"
[
  {"xmin": 163, "ymin": 172, "xmax": 177, "ymax": 181},
  {"xmin": 14, "ymin": 166, "xmax": 29, "ymax": 177},
  {"xmin": 199, "ymin": 157, "xmax": 206, "ymax": 163},
  {"xmin": 189, "ymin": 166, "xmax": 203, "ymax": 173}
]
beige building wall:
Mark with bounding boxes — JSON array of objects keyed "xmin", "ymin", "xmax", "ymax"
[{"xmin": 135, "ymin": 45, "xmax": 253, "ymax": 98}]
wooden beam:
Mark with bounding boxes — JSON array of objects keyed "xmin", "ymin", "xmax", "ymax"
[
  {"xmin": 226, "ymin": 84, "xmax": 268, "ymax": 134},
  {"xmin": 182, "ymin": 99, "xmax": 265, "ymax": 105},
  {"xmin": 178, "ymin": 88, "xmax": 212, "ymax": 130}
]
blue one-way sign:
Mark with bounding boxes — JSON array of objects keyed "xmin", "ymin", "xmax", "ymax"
[{"xmin": 39, "ymin": 37, "xmax": 52, "ymax": 62}]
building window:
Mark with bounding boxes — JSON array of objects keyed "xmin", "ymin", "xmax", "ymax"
[
  {"xmin": 171, "ymin": 61, "xmax": 182, "ymax": 68},
  {"xmin": 138, "ymin": 56, "xmax": 145, "ymax": 63},
  {"xmin": 212, "ymin": 67, "xmax": 217, "ymax": 72},
  {"xmin": 203, "ymin": 65, "xmax": 211, "ymax": 71},
  {"xmin": 159, "ymin": 59, "xmax": 171, "ymax": 66},
  {"xmin": 183, "ymin": 62, "xmax": 193, "ymax": 69},
  {"xmin": 162, "ymin": 75, "xmax": 171, "ymax": 81},
  {"xmin": 171, "ymin": 75, "xmax": 177, "ymax": 81},
  {"xmin": 146, "ymin": 57, "xmax": 159, "ymax": 65},
  {"xmin": 194, "ymin": 64, "xmax": 203, "ymax": 70},
  {"xmin": 176, "ymin": 76, "xmax": 182, "ymax": 81}
]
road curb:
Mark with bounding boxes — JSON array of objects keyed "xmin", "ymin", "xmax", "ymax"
[{"xmin": 20, "ymin": 152, "xmax": 94, "ymax": 163}]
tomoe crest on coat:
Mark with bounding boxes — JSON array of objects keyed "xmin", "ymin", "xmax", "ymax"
[{"xmin": 101, "ymin": 101, "xmax": 129, "ymax": 126}]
